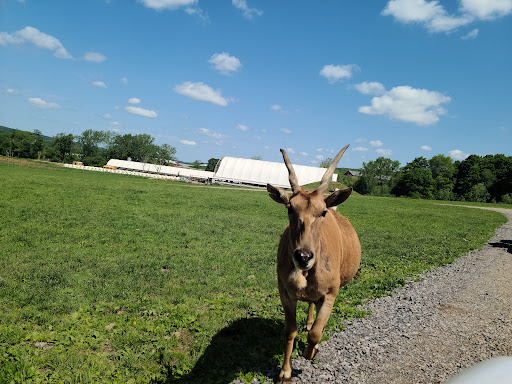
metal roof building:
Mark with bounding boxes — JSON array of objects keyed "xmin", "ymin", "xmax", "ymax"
[
  {"xmin": 106, "ymin": 159, "xmax": 214, "ymax": 180},
  {"xmin": 213, "ymin": 156, "xmax": 337, "ymax": 188}
]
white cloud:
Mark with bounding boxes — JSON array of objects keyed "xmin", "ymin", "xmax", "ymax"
[
  {"xmin": 382, "ymin": 0, "xmax": 445, "ymax": 23},
  {"xmin": 281, "ymin": 128, "xmax": 292, "ymax": 134},
  {"xmin": 300, "ymin": 152, "xmax": 309, "ymax": 157},
  {"xmin": 270, "ymin": 104, "xmax": 283, "ymax": 111},
  {"xmin": 28, "ymin": 97, "xmax": 60, "ymax": 109},
  {"xmin": 287, "ymin": 148, "xmax": 296, "ymax": 154},
  {"xmin": 232, "ymin": 0, "xmax": 263, "ymax": 19},
  {"xmin": 421, "ymin": 145, "xmax": 433, "ymax": 151},
  {"xmin": 180, "ymin": 139, "xmax": 197, "ymax": 146},
  {"xmin": 320, "ymin": 64, "xmax": 358, "ymax": 83},
  {"xmin": 197, "ymin": 128, "xmax": 224, "ymax": 139},
  {"xmin": 359, "ymin": 85, "xmax": 451, "ymax": 125},
  {"xmin": 102, "ymin": 113, "xmax": 112, "ymax": 119},
  {"xmin": 461, "ymin": 0, "xmax": 512, "ymax": 20},
  {"xmin": 125, "ymin": 106, "xmax": 158, "ymax": 118},
  {"xmin": 121, "ymin": 77, "xmax": 128, "ymax": 84},
  {"xmin": 6, "ymin": 88, "xmax": 19, "ymax": 95},
  {"xmin": 382, "ymin": 0, "xmax": 512, "ymax": 33},
  {"xmin": 83, "ymin": 51, "xmax": 106, "ymax": 62},
  {"xmin": 92, "ymin": 81, "xmax": 107, "ymax": 88},
  {"xmin": 448, "ymin": 149, "xmax": 470, "ymax": 160},
  {"xmin": 236, "ymin": 124, "xmax": 250, "ymax": 131},
  {"xmin": 461, "ymin": 28, "xmax": 479, "ymax": 39},
  {"xmin": 369, "ymin": 140, "xmax": 383, "ymax": 148},
  {"xmin": 138, "ymin": 0, "xmax": 197, "ymax": 11},
  {"xmin": 381, "ymin": 0, "xmax": 471, "ymax": 32},
  {"xmin": 376, "ymin": 148, "xmax": 393, "ymax": 157},
  {"xmin": 315, "ymin": 155, "xmax": 324, "ymax": 161},
  {"xmin": 209, "ymin": 52, "xmax": 241, "ymax": 74},
  {"xmin": 0, "ymin": 26, "xmax": 72, "ymax": 59},
  {"xmin": 174, "ymin": 81, "xmax": 229, "ymax": 106},
  {"xmin": 353, "ymin": 147, "xmax": 369, "ymax": 152},
  {"xmin": 354, "ymin": 81, "xmax": 386, "ymax": 96},
  {"xmin": 128, "ymin": 97, "xmax": 141, "ymax": 104},
  {"xmin": 184, "ymin": 6, "xmax": 210, "ymax": 23}
]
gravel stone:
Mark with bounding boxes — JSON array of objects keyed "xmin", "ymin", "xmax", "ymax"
[{"xmin": 235, "ymin": 206, "xmax": 512, "ymax": 384}]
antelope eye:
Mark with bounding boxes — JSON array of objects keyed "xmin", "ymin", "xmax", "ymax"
[{"xmin": 321, "ymin": 210, "xmax": 328, "ymax": 217}]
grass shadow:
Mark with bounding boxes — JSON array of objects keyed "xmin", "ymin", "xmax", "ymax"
[{"xmin": 163, "ymin": 317, "xmax": 284, "ymax": 384}]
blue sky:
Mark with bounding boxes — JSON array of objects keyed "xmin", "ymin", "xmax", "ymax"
[{"xmin": 1, "ymin": 0, "xmax": 511, "ymax": 168}]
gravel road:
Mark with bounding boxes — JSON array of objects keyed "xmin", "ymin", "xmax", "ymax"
[{"xmin": 247, "ymin": 206, "xmax": 512, "ymax": 383}]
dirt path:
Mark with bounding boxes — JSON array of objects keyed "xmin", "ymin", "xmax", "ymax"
[{"xmin": 285, "ymin": 206, "xmax": 512, "ymax": 383}]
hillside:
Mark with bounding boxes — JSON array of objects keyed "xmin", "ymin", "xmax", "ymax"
[{"xmin": 0, "ymin": 125, "xmax": 53, "ymax": 143}]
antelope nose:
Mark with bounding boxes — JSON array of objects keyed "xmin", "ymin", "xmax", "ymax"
[{"xmin": 293, "ymin": 249, "xmax": 314, "ymax": 266}]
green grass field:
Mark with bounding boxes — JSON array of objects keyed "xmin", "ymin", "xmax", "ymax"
[{"xmin": 0, "ymin": 157, "xmax": 507, "ymax": 383}]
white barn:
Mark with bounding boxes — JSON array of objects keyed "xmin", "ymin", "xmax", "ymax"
[
  {"xmin": 213, "ymin": 157, "xmax": 337, "ymax": 188},
  {"xmin": 106, "ymin": 159, "xmax": 214, "ymax": 180}
]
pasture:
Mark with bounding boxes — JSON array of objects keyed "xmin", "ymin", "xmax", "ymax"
[{"xmin": 0, "ymin": 157, "xmax": 507, "ymax": 383}]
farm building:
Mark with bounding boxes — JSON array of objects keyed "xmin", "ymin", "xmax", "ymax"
[
  {"xmin": 212, "ymin": 156, "xmax": 337, "ymax": 188},
  {"xmin": 344, "ymin": 170, "xmax": 361, "ymax": 177},
  {"xmin": 103, "ymin": 157, "xmax": 337, "ymax": 188},
  {"xmin": 105, "ymin": 159, "xmax": 214, "ymax": 180}
]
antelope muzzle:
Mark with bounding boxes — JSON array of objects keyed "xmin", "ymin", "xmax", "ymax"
[{"xmin": 293, "ymin": 248, "xmax": 315, "ymax": 270}]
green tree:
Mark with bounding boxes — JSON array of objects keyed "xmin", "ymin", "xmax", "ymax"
[
  {"xmin": 429, "ymin": 154, "xmax": 456, "ymax": 200},
  {"xmin": 192, "ymin": 160, "xmax": 201, "ymax": 169},
  {"xmin": 50, "ymin": 133, "xmax": 75, "ymax": 163},
  {"xmin": 30, "ymin": 130, "xmax": 45, "ymax": 160},
  {"xmin": 354, "ymin": 157, "xmax": 400, "ymax": 196},
  {"xmin": 205, "ymin": 158, "xmax": 220, "ymax": 172},
  {"xmin": 154, "ymin": 144, "xmax": 178, "ymax": 172},
  {"xmin": 107, "ymin": 134, "xmax": 158, "ymax": 163},
  {"xmin": 454, "ymin": 155, "xmax": 482, "ymax": 198},
  {"xmin": 12, "ymin": 130, "xmax": 33, "ymax": 158},
  {"xmin": 465, "ymin": 183, "xmax": 490, "ymax": 202},
  {"xmin": 77, "ymin": 129, "xmax": 111, "ymax": 165},
  {"xmin": 320, "ymin": 158, "xmax": 333, "ymax": 168},
  {"xmin": 392, "ymin": 157, "xmax": 435, "ymax": 199}
]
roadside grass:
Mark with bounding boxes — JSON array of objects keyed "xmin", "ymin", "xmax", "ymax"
[{"xmin": 0, "ymin": 157, "xmax": 507, "ymax": 383}]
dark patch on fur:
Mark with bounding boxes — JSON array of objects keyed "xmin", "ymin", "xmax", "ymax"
[{"xmin": 324, "ymin": 256, "xmax": 331, "ymax": 272}]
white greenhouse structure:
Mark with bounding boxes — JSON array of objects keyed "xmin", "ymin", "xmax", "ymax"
[
  {"xmin": 100, "ymin": 157, "xmax": 336, "ymax": 188},
  {"xmin": 212, "ymin": 157, "xmax": 337, "ymax": 188},
  {"xmin": 105, "ymin": 159, "xmax": 214, "ymax": 180}
]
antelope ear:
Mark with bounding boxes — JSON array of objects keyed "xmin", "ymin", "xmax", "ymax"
[
  {"xmin": 267, "ymin": 184, "xmax": 290, "ymax": 206},
  {"xmin": 325, "ymin": 187, "xmax": 352, "ymax": 208}
]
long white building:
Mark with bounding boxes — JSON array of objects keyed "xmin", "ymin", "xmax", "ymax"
[
  {"xmin": 212, "ymin": 156, "xmax": 336, "ymax": 188},
  {"xmin": 106, "ymin": 159, "xmax": 214, "ymax": 180},
  {"xmin": 104, "ymin": 157, "xmax": 336, "ymax": 188}
]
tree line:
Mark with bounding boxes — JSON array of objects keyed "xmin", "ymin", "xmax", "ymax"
[
  {"xmin": 0, "ymin": 128, "xmax": 177, "ymax": 167},
  {"xmin": 350, "ymin": 154, "xmax": 512, "ymax": 204}
]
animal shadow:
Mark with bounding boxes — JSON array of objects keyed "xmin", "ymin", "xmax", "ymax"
[
  {"xmin": 163, "ymin": 317, "xmax": 284, "ymax": 384},
  {"xmin": 488, "ymin": 240, "xmax": 512, "ymax": 254}
]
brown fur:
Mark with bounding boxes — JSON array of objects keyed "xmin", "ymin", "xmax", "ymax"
[{"xmin": 267, "ymin": 148, "xmax": 361, "ymax": 383}]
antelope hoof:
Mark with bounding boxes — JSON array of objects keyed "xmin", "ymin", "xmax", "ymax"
[
  {"xmin": 303, "ymin": 343, "xmax": 319, "ymax": 360},
  {"xmin": 303, "ymin": 323, "xmax": 313, "ymax": 332},
  {"xmin": 278, "ymin": 368, "xmax": 292, "ymax": 383}
]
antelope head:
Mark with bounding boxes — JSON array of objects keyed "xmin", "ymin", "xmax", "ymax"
[{"xmin": 267, "ymin": 145, "xmax": 352, "ymax": 271}]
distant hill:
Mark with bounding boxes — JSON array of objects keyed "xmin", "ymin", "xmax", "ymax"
[{"xmin": 0, "ymin": 125, "xmax": 54, "ymax": 143}]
